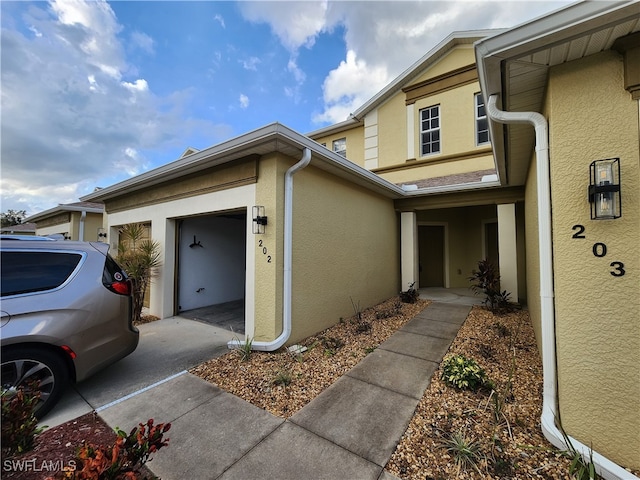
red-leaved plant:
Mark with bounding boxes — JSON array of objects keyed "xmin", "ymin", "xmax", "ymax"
[{"xmin": 48, "ymin": 419, "xmax": 170, "ymax": 480}]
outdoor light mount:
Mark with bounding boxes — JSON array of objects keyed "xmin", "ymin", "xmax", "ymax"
[
  {"xmin": 97, "ymin": 228, "xmax": 108, "ymax": 242},
  {"xmin": 252, "ymin": 205, "xmax": 268, "ymax": 234},
  {"xmin": 588, "ymin": 158, "xmax": 621, "ymax": 220}
]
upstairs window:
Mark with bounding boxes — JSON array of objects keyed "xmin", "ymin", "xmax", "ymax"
[
  {"xmin": 475, "ymin": 93, "xmax": 489, "ymax": 145},
  {"xmin": 420, "ymin": 105, "xmax": 440, "ymax": 156},
  {"xmin": 332, "ymin": 138, "xmax": 346, "ymax": 157}
]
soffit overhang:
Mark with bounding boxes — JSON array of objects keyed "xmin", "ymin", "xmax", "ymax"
[{"xmin": 475, "ymin": 0, "xmax": 640, "ymax": 187}]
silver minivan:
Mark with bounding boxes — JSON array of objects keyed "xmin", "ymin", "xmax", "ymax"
[{"xmin": 1, "ymin": 237, "xmax": 139, "ymax": 417}]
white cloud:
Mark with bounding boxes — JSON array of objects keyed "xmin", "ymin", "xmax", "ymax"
[
  {"xmin": 213, "ymin": 14, "xmax": 226, "ymax": 29},
  {"xmin": 0, "ymin": 0, "xmax": 224, "ymax": 215},
  {"xmin": 240, "ymin": 1, "xmax": 572, "ymax": 125},
  {"xmin": 131, "ymin": 31, "xmax": 155, "ymax": 55},
  {"xmin": 239, "ymin": 94, "xmax": 249, "ymax": 109},
  {"xmin": 241, "ymin": 56, "xmax": 261, "ymax": 71},
  {"xmin": 239, "ymin": 1, "xmax": 330, "ymax": 51},
  {"xmin": 121, "ymin": 79, "xmax": 149, "ymax": 92},
  {"xmin": 313, "ymin": 50, "xmax": 388, "ymax": 124}
]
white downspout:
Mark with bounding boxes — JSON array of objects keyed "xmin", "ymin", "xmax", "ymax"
[
  {"xmin": 486, "ymin": 94, "xmax": 637, "ymax": 480},
  {"xmin": 79, "ymin": 210, "xmax": 86, "ymax": 241},
  {"xmin": 228, "ymin": 147, "xmax": 312, "ymax": 352}
]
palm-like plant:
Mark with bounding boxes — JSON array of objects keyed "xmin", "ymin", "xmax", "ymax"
[{"xmin": 117, "ymin": 223, "xmax": 161, "ymax": 323}]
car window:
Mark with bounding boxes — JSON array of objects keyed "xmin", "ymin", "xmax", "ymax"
[
  {"xmin": 102, "ymin": 253, "xmax": 128, "ymax": 284},
  {"xmin": 1, "ymin": 251, "xmax": 83, "ymax": 297}
]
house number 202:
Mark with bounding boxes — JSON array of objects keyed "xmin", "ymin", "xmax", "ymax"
[
  {"xmin": 571, "ymin": 225, "xmax": 625, "ymax": 277},
  {"xmin": 258, "ymin": 239, "xmax": 272, "ymax": 263}
]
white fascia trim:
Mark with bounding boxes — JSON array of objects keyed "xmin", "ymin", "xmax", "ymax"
[{"xmin": 26, "ymin": 205, "xmax": 104, "ymax": 223}]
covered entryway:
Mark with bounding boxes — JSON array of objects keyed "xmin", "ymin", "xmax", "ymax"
[
  {"xmin": 418, "ymin": 225, "xmax": 446, "ymax": 287},
  {"xmin": 176, "ymin": 212, "xmax": 247, "ymax": 333}
]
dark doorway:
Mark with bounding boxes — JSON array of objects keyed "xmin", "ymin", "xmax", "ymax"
[
  {"xmin": 485, "ymin": 221, "xmax": 499, "ymax": 268},
  {"xmin": 418, "ymin": 225, "xmax": 445, "ymax": 287}
]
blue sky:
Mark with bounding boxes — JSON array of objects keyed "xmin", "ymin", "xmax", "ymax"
[{"xmin": 1, "ymin": 0, "xmax": 572, "ymax": 216}]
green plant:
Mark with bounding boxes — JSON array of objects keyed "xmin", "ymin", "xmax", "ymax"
[
  {"xmin": 1, "ymin": 382, "xmax": 46, "ymax": 455},
  {"xmin": 70, "ymin": 419, "xmax": 170, "ymax": 480},
  {"xmin": 272, "ymin": 369, "xmax": 293, "ymax": 387},
  {"xmin": 364, "ymin": 346, "xmax": 377, "ymax": 354},
  {"xmin": 557, "ymin": 423, "xmax": 601, "ymax": 480},
  {"xmin": 321, "ymin": 336, "xmax": 344, "ymax": 356},
  {"xmin": 234, "ymin": 336, "xmax": 253, "ymax": 362},
  {"xmin": 117, "ymin": 223, "xmax": 162, "ymax": 323},
  {"xmin": 399, "ymin": 282, "xmax": 419, "ymax": 304},
  {"xmin": 350, "ymin": 297, "xmax": 362, "ymax": 322},
  {"xmin": 441, "ymin": 354, "xmax": 491, "ymax": 391},
  {"xmin": 442, "ymin": 430, "xmax": 484, "ymax": 475}
]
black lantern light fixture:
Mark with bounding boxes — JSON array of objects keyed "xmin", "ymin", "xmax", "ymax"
[
  {"xmin": 588, "ymin": 158, "xmax": 621, "ymax": 220},
  {"xmin": 97, "ymin": 228, "xmax": 108, "ymax": 242},
  {"xmin": 252, "ymin": 206, "xmax": 268, "ymax": 234}
]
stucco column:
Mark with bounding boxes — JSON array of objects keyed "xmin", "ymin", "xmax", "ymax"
[
  {"xmin": 497, "ymin": 203, "xmax": 518, "ymax": 299},
  {"xmin": 401, "ymin": 211, "xmax": 419, "ymax": 290}
]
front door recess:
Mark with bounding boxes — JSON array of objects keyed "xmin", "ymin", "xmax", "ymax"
[{"xmin": 418, "ymin": 225, "xmax": 445, "ymax": 287}]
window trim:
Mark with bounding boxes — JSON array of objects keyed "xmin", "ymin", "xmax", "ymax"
[
  {"xmin": 475, "ymin": 93, "xmax": 489, "ymax": 146},
  {"xmin": 332, "ymin": 137, "xmax": 347, "ymax": 157},
  {"xmin": 419, "ymin": 104, "xmax": 441, "ymax": 156}
]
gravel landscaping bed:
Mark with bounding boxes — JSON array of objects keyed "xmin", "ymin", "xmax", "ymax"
[{"xmin": 192, "ymin": 296, "xmax": 640, "ymax": 479}]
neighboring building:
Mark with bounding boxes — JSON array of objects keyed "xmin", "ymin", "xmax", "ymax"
[
  {"xmin": 26, "ymin": 202, "xmax": 104, "ymax": 241},
  {"xmin": 81, "ymin": 1, "xmax": 639, "ymax": 475},
  {"xmin": 475, "ymin": 1, "xmax": 639, "ymax": 476},
  {"xmin": 0, "ymin": 222, "xmax": 37, "ymax": 235},
  {"xmin": 82, "ymin": 127, "xmax": 402, "ymax": 346}
]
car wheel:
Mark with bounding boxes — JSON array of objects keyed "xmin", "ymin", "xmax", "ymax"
[{"xmin": 1, "ymin": 348, "xmax": 69, "ymax": 419}]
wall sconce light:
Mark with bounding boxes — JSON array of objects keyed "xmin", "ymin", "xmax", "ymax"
[
  {"xmin": 588, "ymin": 158, "xmax": 621, "ymax": 220},
  {"xmin": 97, "ymin": 228, "xmax": 108, "ymax": 242},
  {"xmin": 252, "ymin": 206, "xmax": 268, "ymax": 234}
]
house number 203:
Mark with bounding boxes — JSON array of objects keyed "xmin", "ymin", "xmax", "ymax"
[
  {"xmin": 258, "ymin": 239, "xmax": 272, "ymax": 263},
  {"xmin": 571, "ymin": 225, "xmax": 625, "ymax": 277}
]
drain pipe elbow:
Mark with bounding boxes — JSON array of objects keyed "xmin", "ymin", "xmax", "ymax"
[
  {"xmin": 228, "ymin": 147, "xmax": 312, "ymax": 352},
  {"xmin": 486, "ymin": 94, "xmax": 637, "ymax": 480}
]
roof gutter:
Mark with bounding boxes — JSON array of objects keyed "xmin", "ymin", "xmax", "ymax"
[
  {"xmin": 228, "ymin": 147, "xmax": 312, "ymax": 352},
  {"xmin": 486, "ymin": 94, "xmax": 637, "ymax": 480}
]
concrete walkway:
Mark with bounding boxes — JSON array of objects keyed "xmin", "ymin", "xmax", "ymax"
[{"xmin": 98, "ymin": 301, "xmax": 473, "ymax": 480}]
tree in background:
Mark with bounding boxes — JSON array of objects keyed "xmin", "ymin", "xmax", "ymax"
[
  {"xmin": 1, "ymin": 209, "xmax": 26, "ymax": 227},
  {"xmin": 117, "ymin": 223, "xmax": 161, "ymax": 323}
]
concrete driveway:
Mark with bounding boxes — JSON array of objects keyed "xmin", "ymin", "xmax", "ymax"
[{"xmin": 40, "ymin": 316, "xmax": 240, "ymax": 428}]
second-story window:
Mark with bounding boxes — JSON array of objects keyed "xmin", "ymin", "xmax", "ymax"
[
  {"xmin": 475, "ymin": 93, "xmax": 489, "ymax": 145},
  {"xmin": 420, "ymin": 105, "xmax": 440, "ymax": 156},
  {"xmin": 333, "ymin": 138, "xmax": 346, "ymax": 157}
]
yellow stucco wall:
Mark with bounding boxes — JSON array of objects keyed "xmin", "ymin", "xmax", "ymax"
[
  {"xmin": 288, "ymin": 162, "xmax": 399, "ymax": 343},
  {"xmin": 413, "ymin": 46, "xmax": 476, "ymax": 83},
  {"xmin": 311, "ymin": 126, "xmax": 365, "ymax": 167},
  {"xmin": 548, "ymin": 51, "xmax": 640, "ymax": 468},
  {"xmin": 377, "ymin": 90, "xmax": 408, "ymax": 168},
  {"xmin": 252, "ymin": 152, "xmax": 285, "ymax": 341}
]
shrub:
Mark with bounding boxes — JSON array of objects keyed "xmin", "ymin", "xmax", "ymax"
[
  {"xmin": 442, "ymin": 430, "xmax": 484, "ymax": 475},
  {"xmin": 441, "ymin": 354, "xmax": 491, "ymax": 391},
  {"xmin": 117, "ymin": 223, "xmax": 162, "ymax": 323},
  {"xmin": 272, "ymin": 369, "xmax": 293, "ymax": 387},
  {"xmin": 1, "ymin": 382, "xmax": 46, "ymax": 455},
  {"xmin": 70, "ymin": 419, "xmax": 170, "ymax": 480},
  {"xmin": 468, "ymin": 260, "xmax": 519, "ymax": 315},
  {"xmin": 400, "ymin": 282, "xmax": 419, "ymax": 304},
  {"xmin": 234, "ymin": 336, "xmax": 253, "ymax": 362}
]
